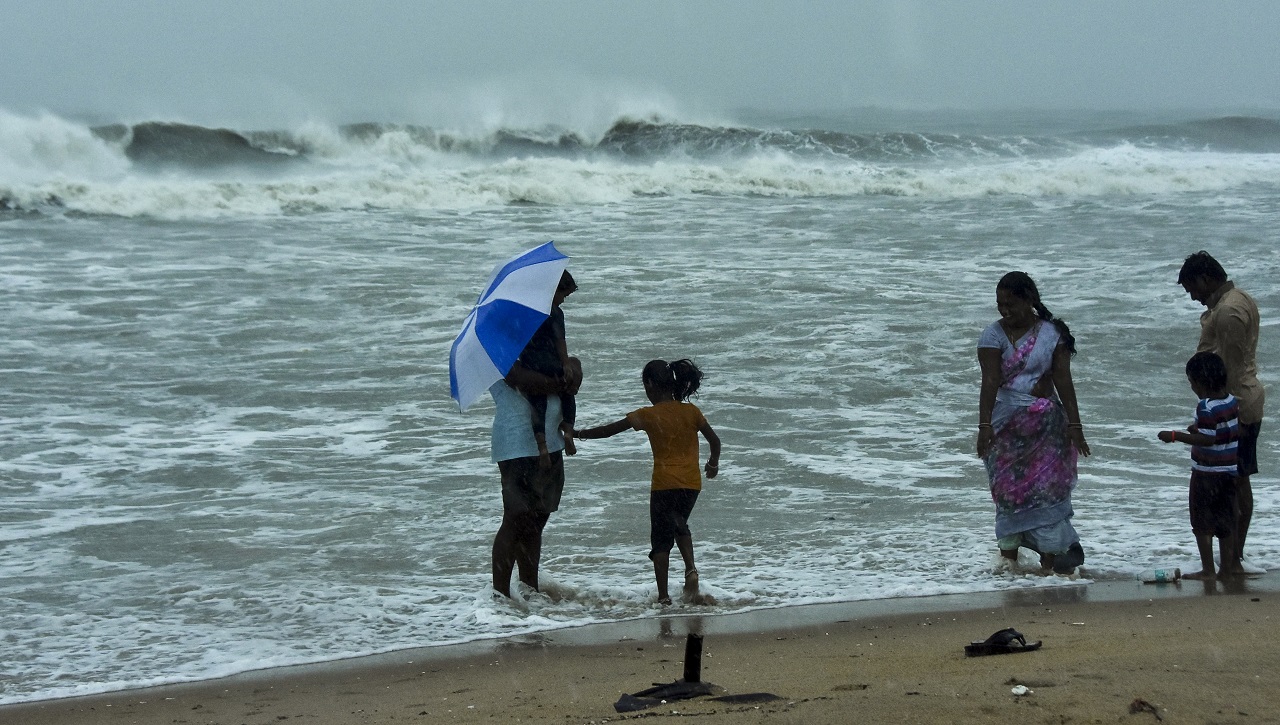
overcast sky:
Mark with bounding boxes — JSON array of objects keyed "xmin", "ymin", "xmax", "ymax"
[{"xmin": 3, "ymin": 1, "xmax": 1278, "ymax": 129}]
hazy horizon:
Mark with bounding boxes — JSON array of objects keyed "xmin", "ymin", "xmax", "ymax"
[{"xmin": 3, "ymin": 1, "xmax": 1280, "ymax": 131}]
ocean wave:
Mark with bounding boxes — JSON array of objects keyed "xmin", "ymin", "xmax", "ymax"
[
  {"xmin": 596, "ymin": 117, "xmax": 1077, "ymax": 161},
  {"xmin": 4, "ymin": 146, "xmax": 1279, "ymax": 219},
  {"xmin": 1079, "ymin": 116, "xmax": 1280, "ymax": 153},
  {"xmin": 83, "ymin": 116, "xmax": 1078, "ymax": 166},
  {"xmin": 2, "ymin": 110, "xmax": 1279, "ymax": 217},
  {"xmin": 107, "ymin": 122, "xmax": 302, "ymax": 168},
  {"xmin": 0, "ymin": 109, "xmax": 130, "ymax": 183},
  {"xmin": 96, "ymin": 114, "xmax": 1280, "ymax": 167}
]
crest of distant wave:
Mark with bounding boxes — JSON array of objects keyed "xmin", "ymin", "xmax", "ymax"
[{"xmin": 3, "ymin": 110, "xmax": 1279, "ymax": 218}]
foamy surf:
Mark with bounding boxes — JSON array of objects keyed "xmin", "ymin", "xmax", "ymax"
[{"xmin": 3, "ymin": 110, "xmax": 1279, "ymax": 218}]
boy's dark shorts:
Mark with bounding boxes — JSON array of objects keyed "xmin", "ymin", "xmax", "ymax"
[
  {"xmin": 1238, "ymin": 421, "xmax": 1261, "ymax": 477},
  {"xmin": 499, "ymin": 453, "xmax": 564, "ymax": 516},
  {"xmin": 1189, "ymin": 470, "xmax": 1238, "ymax": 539},
  {"xmin": 649, "ymin": 488, "xmax": 699, "ymax": 559}
]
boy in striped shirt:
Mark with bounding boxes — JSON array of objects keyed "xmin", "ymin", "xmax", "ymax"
[{"xmin": 1158, "ymin": 351, "xmax": 1242, "ymax": 579}]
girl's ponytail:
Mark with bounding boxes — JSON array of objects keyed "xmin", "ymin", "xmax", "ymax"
[{"xmin": 668, "ymin": 359, "xmax": 704, "ymax": 401}]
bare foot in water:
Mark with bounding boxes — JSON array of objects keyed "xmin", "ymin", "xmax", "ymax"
[
  {"xmin": 1183, "ymin": 570, "xmax": 1215, "ymax": 580},
  {"xmin": 679, "ymin": 569, "xmax": 717, "ymax": 604},
  {"xmin": 681, "ymin": 568, "xmax": 700, "ymax": 602}
]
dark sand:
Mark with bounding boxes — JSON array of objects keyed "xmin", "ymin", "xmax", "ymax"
[{"xmin": 4, "ymin": 576, "xmax": 1278, "ymax": 724}]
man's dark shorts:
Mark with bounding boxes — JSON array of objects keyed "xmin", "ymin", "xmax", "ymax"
[
  {"xmin": 1189, "ymin": 470, "xmax": 1238, "ymax": 538},
  {"xmin": 1238, "ymin": 421, "xmax": 1261, "ymax": 477},
  {"xmin": 499, "ymin": 453, "xmax": 564, "ymax": 516},
  {"xmin": 649, "ymin": 488, "xmax": 699, "ymax": 559}
]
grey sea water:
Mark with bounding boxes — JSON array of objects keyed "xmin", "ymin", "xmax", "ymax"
[{"xmin": 2, "ymin": 109, "xmax": 1278, "ymax": 703}]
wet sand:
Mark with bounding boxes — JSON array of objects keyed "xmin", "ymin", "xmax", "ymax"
[{"xmin": 4, "ymin": 576, "xmax": 1278, "ymax": 724}]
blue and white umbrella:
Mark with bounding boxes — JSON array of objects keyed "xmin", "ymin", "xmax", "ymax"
[{"xmin": 449, "ymin": 242, "xmax": 570, "ymax": 411}]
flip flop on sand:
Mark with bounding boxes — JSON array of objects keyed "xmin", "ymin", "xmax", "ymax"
[{"xmin": 964, "ymin": 627, "xmax": 1042, "ymax": 657}]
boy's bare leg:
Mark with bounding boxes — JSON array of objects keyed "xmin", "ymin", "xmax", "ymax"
[
  {"xmin": 652, "ymin": 550, "xmax": 671, "ymax": 604},
  {"xmin": 1183, "ymin": 533, "xmax": 1217, "ymax": 580},
  {"xmin": 534, "ymin": 433, "xmax": 551, "ymax": 469},
  {"xmin": 559, "ymin": 358, "xmax": 581, "ymax": 457},
  {"xmin": 1218, "ymin": 533, "xmax": 1243, "ymax": 577},
  {"xmin": 560, "ymin": 422, "xmax": 576, "ymax": 456}
]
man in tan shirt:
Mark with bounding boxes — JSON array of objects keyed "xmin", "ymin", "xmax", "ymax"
[{"xmin": 1179, "ymin": 251, "xmax": 1265, "ymax": 569}]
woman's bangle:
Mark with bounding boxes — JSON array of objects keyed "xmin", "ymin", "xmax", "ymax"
[
  {"xmin": 977, "ymin": 423, "xmax": 992, "ymax": 429},
  {"xmin": 1170, "ymin": 431, "xmax": 1179, "ymax": 443},
  {"xmin": 1067, "ymin": 423, "xmax": 1083, "ymax": 428}
]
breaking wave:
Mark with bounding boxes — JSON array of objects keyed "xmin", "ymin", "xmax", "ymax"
[
  {"xmin": 2, "ymin": 109, "xmax": 1279, "ymax": 218},
  {"xmin": 86, "ymin": 117, "xmax": 1078, "ymax": 167},
  {"xmin": 1079, "ymin": 116, "xmax": 1280, "ymax": 154}
]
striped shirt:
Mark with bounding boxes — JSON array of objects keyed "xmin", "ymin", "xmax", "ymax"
[{"xmin": 1190, "ymin": 394, "xmax": 1239, "ymax": 474}]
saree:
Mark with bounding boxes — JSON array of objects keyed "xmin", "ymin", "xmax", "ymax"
[{"xmin": 981, "ymin": 320, "xmax": 1079, "ymax": 543}]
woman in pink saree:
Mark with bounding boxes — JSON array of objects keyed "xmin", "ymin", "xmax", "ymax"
[{"xmin": 977, "ymin": 272, "xmax": 1090, "ymax": 575}]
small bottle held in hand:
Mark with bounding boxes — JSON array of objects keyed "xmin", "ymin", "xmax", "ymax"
[{"xmin": 1137, "ymin": 568, "xmax": 1182, "ymax": 583}]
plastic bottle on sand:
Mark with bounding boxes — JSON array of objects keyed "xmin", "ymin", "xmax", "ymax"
[{"xmin": 1137, "ymin": 568, "xmax": 1181, "ymax": 583}]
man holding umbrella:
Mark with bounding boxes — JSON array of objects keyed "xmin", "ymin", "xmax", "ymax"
[
  {"xmin": 449, "ymin": 242, "xmax": 581, "ymax": 598},
  {"xmin": 489, "ymin": 357, "xmax": 579, "ymax": 597}
]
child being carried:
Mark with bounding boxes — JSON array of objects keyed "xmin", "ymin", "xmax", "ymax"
[{"xmin": 519, "ymin": 271, "xmax": 580, "ymax": 467}]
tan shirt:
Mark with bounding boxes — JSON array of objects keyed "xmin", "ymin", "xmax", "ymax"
[{"xmin": 1197, "ymin": 281, "xmax": 1265, "ymax": 424}]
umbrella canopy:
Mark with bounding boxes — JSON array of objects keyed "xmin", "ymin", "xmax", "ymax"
[{"xmin": 449, "ymin": 242, "xmax": 570, "ymax": 411}]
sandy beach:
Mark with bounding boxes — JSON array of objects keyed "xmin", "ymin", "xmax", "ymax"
[{"xmin": 4, "ymin": 576, "xmax": 1277, "ymax": 725}]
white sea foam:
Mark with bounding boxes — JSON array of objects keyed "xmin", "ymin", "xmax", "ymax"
[
  {"xmin": 0, "ymin": 109, "xmax": 130, "ymax": 184},
  {"xmin": 3, "ymin": 110, "xmax": 1279, "ymax": 219},
  {"xmin": 18, "ymin": 149, "xmax": 1252, "ymax": 219}
]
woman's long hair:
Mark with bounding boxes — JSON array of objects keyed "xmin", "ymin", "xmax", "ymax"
[
  {"xmin": 997, "ymin": 271, "xmax": 1077, "ymax": 355},
  {"xmin": 642, "ymin": 358, "xmax": 704, "ymax": 401}
]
